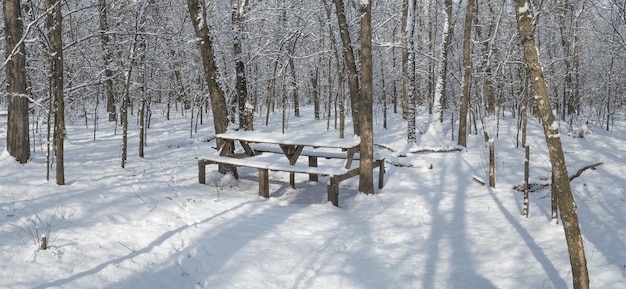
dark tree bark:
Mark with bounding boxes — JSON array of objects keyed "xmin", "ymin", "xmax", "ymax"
[
  {"xmin": 311, "ymin": 66, "xmax": 320, "ymax": 120},
  {"xmin": 3, "ymin": 0, "xmax": 30, "ymax": 164},
  {"xmin": 401, "ymin": 0, "xmax": 409, "ymax": 121},
  {"xmin": 99, "ymin": 0, "xmax": 116, "ymax": 122},
  {"xmin": 322, "ymin": 0, "xmax": 345, "ymax": 137},
  {"xmin": 188, "ymin": 0, "xmax": 231, "ymax": 136},
  {"xmin": 232, "ymin": 0, "xmax": 253, "ymax": 130},
  {"xmin": 513, "ymin": 1, "xmax": 589, "ymax": 288},
  {"xmin": 458, "ymin": 0, "xmax": 474, "ymax": 147},
  {"xmin": 120, "ymin": 1, "xmax": 148, "ymax": 168},
  {"xmin": 473, "ymin": 0, "xmax": 498, "ymax": 116},
  {"xmin": 188, "ymin": 0, "xmax": 236, "ymax": 175},
  {"xmin": 333, "ymin": 0, "xmax": 360, "ymax": 135},
  {"xmin": 358, "ymin": 0, "xmax": 374, "ymax": 195},
  {"xmin": 45, "ymin": 0, "xmax": 65, "ymax": 184}
]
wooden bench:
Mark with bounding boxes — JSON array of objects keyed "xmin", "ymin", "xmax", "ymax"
[{"xmin": 198, "ymin": 154, "xmax": 384, "ymax": 207}]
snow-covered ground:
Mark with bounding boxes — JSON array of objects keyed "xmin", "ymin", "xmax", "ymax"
[{"xmin": 1, "ymin": 106, "xmax": 625, "ymax": 288}]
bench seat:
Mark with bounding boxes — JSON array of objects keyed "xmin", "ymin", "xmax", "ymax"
[{"xmin": 198, "ymin": 154, "xmax": 384, "ymax": 207}]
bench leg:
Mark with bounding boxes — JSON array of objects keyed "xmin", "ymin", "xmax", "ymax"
[
  {"xmin": 327, "ymin": 176, "xmax": 339, "ymax": 207},
  {"xmin": 258, "ymin": 169, "xmax": 269, "ymax": 198},
  {"xmin": 308, "ymin": 156, "xmax": 318, "ymax": 182},
  {"xmin": 198, "ymin": 160, "xmax": 207, "ymax": 184},
  {"xmin": 378, "ymin": 159, "xmax": 385, "ymax": 189},
  {"xmin": 289, "ymin": 172, "xmax": 295, "ymax": 189}
]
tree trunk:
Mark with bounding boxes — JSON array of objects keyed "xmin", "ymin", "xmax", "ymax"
[
  {"xmin": 432, "ymin": 0, "xmax": 453, "ymax": 124},
  {"xmin": 189, "ymin": 0, "xmax": 230, "ymax": 136},
  {"xmin": 322, "ymin": 0, "xmax": 345, "ymax": 137},
  {"xmin": 333, "ymin": 0, "xmax": 360, "ymax": 135},
  {"xmin": 99, "ymin": 0, "xmax": 116, "ymax": 122},
  {"xmin": 557, "ymin": 1, "xmax": 581, "ymax": 120},
  {"xmin": 458, "ymin": 0, "xmax": 474, "ymax": 147},
  {"xmin": 120, "ymin": 1, "xmax": 148, "ymax": 168},
  {"xmin": 288, "ymin": 51, "xmax": 300, "ymax": 118},
  {"xmin": 312, "ymin": 66, "xmax": 320, "ymax": 120},
  {"xmin": 138, "ymin": 35, "xmax": 146, "ymax": 158},
  {"xmin": 232, "ymin": 0, "xmax": 252, "ymax": 130},
  {"xmin": 3, "ymin": 0, "xmax": 30, "ymax": 164},
  {"xmin": 189, "ymin": 0, "xmax": 236, "ymax": 176},
  {"xmin": 513, "ymin": 2, "xmax": 589, "ymax": 288},
  {"xmin": 358, "ymin": 1, "xmax": 374, "ymax": 195},
  {"xmin": 473, "ymin": 0, "xmax": 499, "ymax": 116},
  {"xmin": 406, "ymin": 0, "xmax": 418, "ymax": 143},
  {"xmin": 45, "ymin": 0, "xmax": 65, "ymax": 184},
  {"xmin": 401, "ymin": 0, "xmax": 409, "ymax": 121}
]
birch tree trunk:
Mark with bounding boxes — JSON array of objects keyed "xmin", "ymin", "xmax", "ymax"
[
  {"xmin": 358, "ymin": 0, "xmax": 374, "ymax": 195},
  {"xmin": 138, "ymin": 34, "xmax": 146, "ymax": 158},
  {"xmin": 45, "ymin": 0, "xmax": 65, "ymax": 185},
  {"xmin": 513, "ymin": 1, "xmax": 589, "ymax": 288},
  {"xmin": 405, "ymin": 0, "xmax": 418, "ymax": 143},
  {"xmin": 3, "ymin": 0, "xmax": 30, "ymax": 164}
]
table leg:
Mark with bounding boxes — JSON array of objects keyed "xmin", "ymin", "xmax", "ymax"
[
  {"xmin": 308, "ymin": 156, "xmax": 318, "ymax": 182},
  {"xmin": 378, "ymin": 159, "xmax": 385, "ymax": 189},
  {"xmin": 327, "ymin": 176, "xmax": 339, "ymax": 207},
  {"xmin": 289, "ymin": 172, "xmax": 295, "ymax": 189},
  {"xmin": 258, "ymin": 169, "xmax": 269, "ymax": 198},
  {"xmin": 344, "ymin": 146, "xmax": 359, "ymax": 169}
]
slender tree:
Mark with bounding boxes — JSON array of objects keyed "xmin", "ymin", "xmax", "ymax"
[
  {"xmin": 513, "ymin": 1, "xmax": 589, "ymax": 288},
  {"xmin": 406, "ymin": 0, "xmax": 418, "ymax": 143},
  {"xmin": 401, "ymin": 0, "xmax": 409, "ymax": 121},
  {"xmin": 3, "ymin": 0, "xmax": 30, "ymax": 164},
  {"xmin": 188, "ymin": 0, "xmax": 230, "ymax": 136},
  {"xmin": 359, "ymin": 0, "xmax": 374, "ymax": 195},
  {"xmin": 232, "ymin": 0, "xmax": 253, "ymax": 131},
  {"xmin": 44, "ymin": 0, "xmax": 65, "ymax": 184},
  {"xmin": 432, "ymin": 0, "xmax": 453, "ymax": 124},
  {"xmin": 188, "ymin": 0, "xmax": 236, "ymax": 176},
  {"xmin": 99, "ymin": 0, "xmax": 116, "ymax": 122},
  {"xmin": 322, "ymin": 0, "xmax": 346, "ymax": 137},
  {"xmin": 458, "ymin": 0, "xmax": 474, "ymax": 147},
  {"xmin": 120, "ymin": 0, "xmax": 148, "ymax": 168},
  {"xmin": 333, "ymin": 0, "xmax": 360, "ymax": 134}
]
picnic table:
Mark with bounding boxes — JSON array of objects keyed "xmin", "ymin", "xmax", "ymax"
[{"xmin": 198, "ymin": 130, "xmax": 384, "ymax": 207}]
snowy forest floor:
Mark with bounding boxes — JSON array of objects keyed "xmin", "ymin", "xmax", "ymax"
[{"xmin": 1, "ymin": 106, "xmax": 625, "ymax": 289}]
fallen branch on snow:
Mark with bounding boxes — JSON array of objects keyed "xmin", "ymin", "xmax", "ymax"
[
  {"xmin": 386, "ymin": 160, "xmax": 433, "ymax": 169},
  {"xmin": 568, "ymin": 162, "xmax": 603, "ymax": 182},
  {"xmin": 513, "ymin": 162, "xmax": 604, "ymax": 192}
]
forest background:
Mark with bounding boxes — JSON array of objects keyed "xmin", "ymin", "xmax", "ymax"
[{"xmin": 1, "ymin": 1, "xmax": 626, "ymax": 288}]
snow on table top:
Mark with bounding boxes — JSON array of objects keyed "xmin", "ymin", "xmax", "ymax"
[{"xmin": 217, "ymin": 130, "xmax": 361, "ymax": 149}]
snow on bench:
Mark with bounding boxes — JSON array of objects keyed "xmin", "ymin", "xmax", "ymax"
[
  {"xmin": 198, "ymin": 154, "xmax": 384, "ymax": 207},
  {"xmin": 249, "ymin": 143, "xmax": 361, "ymax": 160}
]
